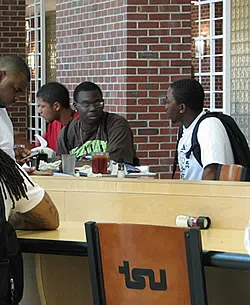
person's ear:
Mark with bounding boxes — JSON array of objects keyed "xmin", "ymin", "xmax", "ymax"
[
  {"xmin": 0, "ymin": 71, "xmax": 6, "ymax": 81},
  {"xmin": 179, "ymin": 103, "xmax": 186, "ymax": 114},
  {"xmin": 53, "ymin": 102, "xmax": 61, "ymax": 111},
  {"xmin": 73, "ymin": 102, "xmax": 78, "ymax": 111}
]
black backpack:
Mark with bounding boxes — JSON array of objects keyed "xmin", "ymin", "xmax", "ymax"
[
  {"xmin": 0, "ymin": 193, "xmax": 24, "ymax": 305},
  {"xmin": 172, "ymin": 111, "xmax": 250, "ymax": 180}
]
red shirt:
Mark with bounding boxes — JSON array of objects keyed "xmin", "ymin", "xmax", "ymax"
[{"xmin": 42, "ymin": 112, "xmax": 79, "ymax": 152}]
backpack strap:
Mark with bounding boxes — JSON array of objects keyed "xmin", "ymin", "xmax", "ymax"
[
  {"xmin": 172, "ymin": 125, "xmax": 183, "ymax": 179},
  {"xmin": 186, "ymin": 119, "xmax": 203, "ymax": 167}
]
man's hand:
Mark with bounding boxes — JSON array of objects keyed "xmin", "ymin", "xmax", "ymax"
[
  {"xmin": 23, "ymin": 166, "xmax": 36, "ymax": 174},
  {"xmin": 15, "ymin": 147, "xmax": 32, "ymax": 164}
]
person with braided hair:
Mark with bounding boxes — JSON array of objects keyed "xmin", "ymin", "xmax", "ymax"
[
  {"xmin": 0, "ymin": 148, "xmax": 59, "ymax": 305},
  {"xmin": 0, "ymin": 148, "xmax": 59, "ymax": 230}
]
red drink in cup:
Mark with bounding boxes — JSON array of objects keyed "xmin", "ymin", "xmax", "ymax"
[{"xmin": 91, "ymin": 153, "xmax": 109, "ymax": 174}]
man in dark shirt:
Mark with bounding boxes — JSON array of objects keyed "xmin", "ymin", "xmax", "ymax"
[{"xmin": 57, "ymin": 81, "xmax": 139, "ymax": 165}]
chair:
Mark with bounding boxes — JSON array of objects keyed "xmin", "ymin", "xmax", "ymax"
[
  {"xmin": 216, "ymin": 164, "xmax": 247, "ymax": 181},
  {"xmin": 85, "ymin": 221, "xmax": 208, "ymax": 305}
]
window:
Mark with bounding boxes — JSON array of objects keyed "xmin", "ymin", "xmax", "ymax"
[
  {"xmin": 26, "ymin": 0, "xmax": 46, "ymax": 143},
  {"xmin": 191, "ymin": 0, "xmax": 230, "ymax": 113}
]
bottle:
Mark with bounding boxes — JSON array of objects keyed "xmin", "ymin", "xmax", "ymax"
[
  {"xmin": 117, "ymin": 160, "xmax": 125, "ymax": 178},
  {"xmin": 176, "ymin": 215, "xmax": 211, "ymax": 230}
]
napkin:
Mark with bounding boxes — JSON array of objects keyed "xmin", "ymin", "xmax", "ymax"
[
  {"xmin": 38, "ymin": 160, "xmax": 61, "ymax": 172},
  {"xmin": 31, "ymin": 134, "xmax": 56, "ymax": 161},
  {"xmin": 32, "ymin": 134, "xmax": 47, "ymax": 150}
]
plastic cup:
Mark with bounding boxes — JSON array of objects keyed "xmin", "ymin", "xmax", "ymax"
[
  {"xmin": 91, "ymin": 152, "xmax": 109, "ymax": 174},
  {"xmin": 62, "ymin": 154, "xmax": 76, "ymax": 175}
]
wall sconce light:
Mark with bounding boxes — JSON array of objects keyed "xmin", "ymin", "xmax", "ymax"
[
  {"xmin": 195, "ymin": 38, "xmax": 205, "ymax": 59},
  {"xmin": 28, "ymin": 53, "xmax": 35, "ymax": 70}
]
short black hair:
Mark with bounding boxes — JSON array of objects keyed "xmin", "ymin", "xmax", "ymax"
[
  {"xmin": 37, "ymin": 82, "xmax": 70, "ymax": 109},
  {"xmin": 73, "ymin": 81, "xmax": 103, "ymax": 102},
  {"xmin": 170, "ymin": 78, "xmax": 204, "ymax": 112},
  {"xmin": 0, "ymin": 55, "xmax": 30, "ymax": 81}
]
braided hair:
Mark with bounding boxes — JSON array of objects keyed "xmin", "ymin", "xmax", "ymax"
[{"xmin": 0, "ymin": 149, "xmax": 34, "ymax": 209}]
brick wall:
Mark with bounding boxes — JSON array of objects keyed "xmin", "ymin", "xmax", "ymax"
[
  {"xmin": 56, "ymin": 0, "xmax": 128, "ymax": 114},
  {"xmin": 56, "ymin": 0, "xmax": 192, "ymax": 178},
  {"xmin": 0, "ymin": 0, "xmax": 27, "ymax": 141}
]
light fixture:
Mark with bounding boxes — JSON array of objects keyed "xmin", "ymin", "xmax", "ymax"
[{"xmin": 195, "ymin": 38, "xmax": 205, "ymax": 59}]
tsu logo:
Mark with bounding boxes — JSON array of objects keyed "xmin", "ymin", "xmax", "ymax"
[{"xmin": 118, "ymin": 260, "xmax": 167, "ymax": 291}]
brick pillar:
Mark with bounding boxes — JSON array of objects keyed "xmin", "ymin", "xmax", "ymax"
[
  {"xmin": 0, "ymin": 0, "xmax": 27, "ymax": 141},
  {"xmin": 126, "ymin": 0, "xmax": 192, "ymax": 178},
  {"xmin": 56, "ymin": 0, "xmax": 192, "ymax": 178}
]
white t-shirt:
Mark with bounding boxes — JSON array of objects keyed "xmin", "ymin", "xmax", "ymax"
[
  {"xmin": 4, "ymin": 164, "xmax": 44, "ymax": 220},
  {"xmin": 178, "ymin": 111, "xmax": 234, "ymax": 180},
  {"xmin": 0, "ymin": 108, "xmax": 15, "ymax": 159},
  {"xmin": 0, "ymin": 109, "xmax": 44, "ymax": 219}
]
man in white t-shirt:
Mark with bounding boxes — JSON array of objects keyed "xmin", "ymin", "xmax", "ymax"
[
  {"xmin": 0, "ymin": 55, "xmax": 32, "ymax": 161},
  {"xmin": 0, "ymin": 55, "xmax": 59, "ymax": 228},
  {"xmin": 166, "ymin": 78, "xmax": 234, "ymax": 180}
]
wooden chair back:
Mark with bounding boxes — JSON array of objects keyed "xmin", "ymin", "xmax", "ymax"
[
  {"xmin": 216, "ymin": 164, "xmax": 247, "ymax": 181},
  {"xmin": 85, "ymin": 221, "xmax": 208, "ymax": 305}
]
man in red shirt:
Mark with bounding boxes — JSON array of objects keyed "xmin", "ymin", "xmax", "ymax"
[{"xmin": 36, "ymin": 82, "xmax": 79, "ymax": 152}]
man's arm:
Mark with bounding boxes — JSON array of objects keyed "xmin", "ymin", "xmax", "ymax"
[
  {"xmin": 202, "ymin": 163, "xmax": 219, "ymax": 180},
  {"xmin": 108, "ymin": 116, "xmax": 136, "ymax": 165},
  {"xmin": 9, "ymin": 191, "xmax": 59, "ymax": 230}
]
